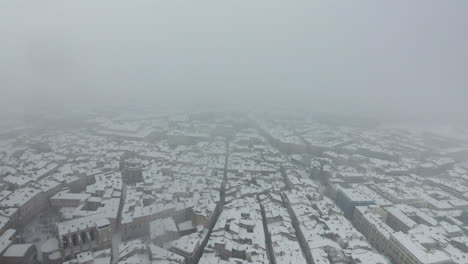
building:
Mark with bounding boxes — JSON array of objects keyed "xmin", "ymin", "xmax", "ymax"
[
  {"xmin": 149, "ymin": 217, "xmax": 179, "ymax": 245},
  {"xmin": 388, "ymin": 232, "xmax": 453, "ymax": 264},
  {"xmin": 0, "ymin": 229, "xmax": 16, "ymax": 257},
  {"xmin": 335, "ymin": 187, "xmax": 375, "ymax": 219},
  {"xmin": 1, "ymin": 243, "xmax": 38, "ymax": 264},
  {"xmin": 40, "ymin": 238, "xmax": 62, "ymax": 264},
  {"xmin": 62, "ymin": 249, "xmax": 111, "ymax": 264},
  {"xmin": 170, "ymin": 232, "xmax": 206, "ymax": 264},
  {"xmin": 0, "ymin": 187, "xmax": 46, "ymax": 226},
  {"xmin": 57, "ymin": 215, "xmax": 112, "ymax": 258},
  {"xmin": 353, "ymin": 206, "xmax": 394, "ymax": 254},
  {"xmin": 50, "ymin": 190, "xmax": 90, "ymax": 208},
  {"xmin": 385, "ymin": 207, "xmax": 417, "ymax": 233},
  {"xmin": 120, "ymin": 158, "xmax": 144, "ymax": 185}
]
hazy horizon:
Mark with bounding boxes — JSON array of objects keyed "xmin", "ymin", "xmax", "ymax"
[
  {"xmin": 3, "ymin": 3, "xmax": 468, "ymax": 262},
  {"xmin": 1, "ymin": 1, "xmax": 467, "ymax": 122}
]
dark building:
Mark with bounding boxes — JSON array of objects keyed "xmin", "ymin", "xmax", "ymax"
[
  {"xmin": 335, "ymin": 187, "xmax": 375, "ymax": 219},
  {"xmin": 120, "ymin": 157, "xmax": 144, "ymax": 185}
]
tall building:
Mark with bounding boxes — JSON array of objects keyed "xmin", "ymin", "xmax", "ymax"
[{"xmin": 120, "ymin": 156, "xmax": 144, "ymax": 185}]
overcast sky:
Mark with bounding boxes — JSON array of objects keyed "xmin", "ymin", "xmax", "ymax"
[{"xmin": 1, "ymin": 1, "xmax": 467, "ymax": 121}]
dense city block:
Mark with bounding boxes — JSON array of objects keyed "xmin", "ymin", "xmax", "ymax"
[{"xmin": 1, "ymin": 112, "xmax": 468, "ymax": 264}]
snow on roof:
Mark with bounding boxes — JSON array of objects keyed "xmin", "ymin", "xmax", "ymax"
[
  {"xmin": 149, "ymin": 244, "xmax": 184, "ymax": 263},
  {"xmin": 62, "ymin": 249, "xmax": 111, "ymax": 264},
  {"xmin": 338, "ymin": 186, "xmax": 374, "ymax": 203},
  {"xmin": 386, "ymin": 207, "xmax": 417, "ymax": 229},
  {"xmin": 51, "ymin": 190, "xmax": 91, "ymax": 201},
  {"xmin": 150, "ymin": 217, "xmax": 178, "ymax": 239},
  {"xmin": 2, "ymin": 175, "xmax": 33, "ymax": 186},
  {"xmin": 0, "ymin": 207, "xmax": 17, "ymax": 218},
  {"xmin": 261, "ymin": 195, "xmax": 307, "ymax": 264},
  {"xmin": 351, "ymin": 249, "xmax": 391, "ymax": 264},
  {"xmin": 171, "ymin": 233, "xmax": 203, "ymax": 255},
  {"xmin": 0, "ymin": 229, "xmax": 16, "ymax": 255},
  {"xmin": 355, "ymin": 207, "xmax": 394, "ymax": 239},
  {"xmin": 57, "ymin": 214, "xmax": 109, "ymax": 236},
  {"xmin": 308, "ymin": 236, "xmax": 341, "ymax": 250},
  {"xmin": 41, "ymin": 238, "xmax": 60, "ymax": 254},
  {"xmin": 0, "ymin": 190, "xmax": 12, "ymax": 202},
  {"xmin": 0, "ymin": 187, "xmax": 42, "ymax": 208},
  {"xmin": 311, "ymin": 248, "xmax": 331, "ymax": 264},
  {"xmin": 2, "ymin": 243, "xmax": 34, "ymax": 257},
  {"xmin": 201, "ymin": 197, "xmax": 268, "ymax": 262},
  {"xmin": 118, "ymin": 239, "xmax": 147, "ymax": 260},
  {"xmin": 178, "ymin": 220, "xmax": 194, "ymax": 232},
  {"xmin": 76, "ymin": 251, "xmax": 94, "ymax": 263},
  {"xmin": 351, "ymin": 185, "xmax": 392, "ymax": 206},
  {"xmin": 0, "ymin": 215, "xmax": 9, "ymax": 230},
  {"xmin": 391, "ymin": 232, "xmax": 452, "ymax": 264},
  {"xmin": 440, "ymin": 221, "xmax": 462, "ymax": 235}
]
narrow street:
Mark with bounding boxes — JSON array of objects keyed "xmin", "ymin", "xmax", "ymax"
[
  {"xmin": 111, "ymin": 183, "xmax": 127, "ymax": 264},
  {"xmin": 258, "ymin": 195, "xmax": 275, "ymax": 264},
  {"xmin": 194, "ymin": 138, "xmax": 230, "ymax": 263}
]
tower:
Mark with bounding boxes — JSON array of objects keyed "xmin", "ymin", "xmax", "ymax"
[{"xmin": 120, "ymin": 156, "xmax": 144, "ymax": 185}]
